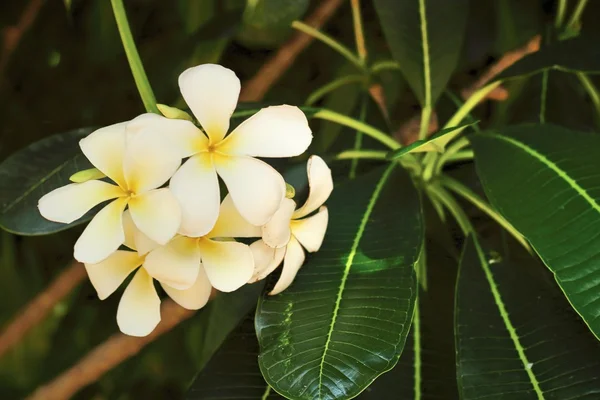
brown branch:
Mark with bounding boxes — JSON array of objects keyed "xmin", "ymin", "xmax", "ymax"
[
  {"xmin": 0, "ymin": 261, "xmax": 86, "ymax": 359},
  {"xmin": 0, "ymin": 0, "xmax": 45, "ymax": 77},
  {"xmin": 26, "ymin": 299, "xmax": 196, "ymax": 400},
  {"xmin": 239, "ymin": 0, "xmax": 344, "ymax": 102}
]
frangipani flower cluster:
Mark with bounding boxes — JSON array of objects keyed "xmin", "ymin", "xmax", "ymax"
[{"xmin": 38, "ymin": 64, "xmax": 333, "ymax": 337}]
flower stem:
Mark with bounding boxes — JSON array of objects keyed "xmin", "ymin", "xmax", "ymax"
[
  {"xmin": 350, "ymin": 0, "xmax": 367, "ymax": 64},
  {"xmin": 566, "ymin": 0, "xmax": 588, "ymax": 32},
  {"xmin": 335, "ymin": 150, "xmax": 387, "ymax": 160},
  {"xmin": 111, "ymin": 0, "xmax": 159, "ymax": 114},
  {"xmin": 306, "ymin": 75, "xmax": 365, "ymax": 106},
  {"xmin": 555, "ymin": 0, "xmax": 568, "ymax": 29}
]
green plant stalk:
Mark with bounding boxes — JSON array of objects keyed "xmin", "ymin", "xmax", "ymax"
[
  {"xmin": 445, "ymin": 82, "xmax": 501, "ymax": 129},
  {"xmin": 335, "ymin": 150, "xmax": 387, "ymax": 160},
  {"xmin": 418, "ymin": 106, "xmax": 433, "ymax": 141},
  {"xmin": 350, "ymin": 97, "xmax": 368, "ymax": 179},
  {"xmin": 350, "ymin": 0, "xmax": 367, "ymax": 64},
  {"xmin": 292, "ymin": 21, "xmax": 365, "ymax": 71},
  {"xmin": 427, "ymin": 184, "xmax": 473, "ymax": 235},
  {"xmin": 566, "ymin": 0, "xmax": 589, "ymax": 32},
  {"xmin": 576, "ymin": 72, "xmax": 600, "ymax": 123},
  {"xmin": 444, "ymin": 150, "xmax": 474, "ymax": 164},
  {"xmin": 440, "ymin": 175, "xmax": 532, "ymax": 253},
  {"xmin": 539, "ymin": 70, "xmax": 549, "ymax": 123},
  {"xmin": 555, "ymin": 0, "xmax": 568, "ymax": 29},
  {"xmin": 306, "ymin": 75, "xmax": 365, "ymax": 106},
  {"xmin": 433, "ymin": 137, "xmax": 471, "ymax": 176},
  {"xmin": 370, "ymin": 60, "xmax": 401, "ymax": 75},
  {"xmin": 110, "ymin": 0, "xmax": 159, "ymax": 114}
]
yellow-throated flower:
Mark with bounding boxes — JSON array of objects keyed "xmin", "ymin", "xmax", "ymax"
[{"xmin": 250, "ymin": 155, "xmax": 332, "ymax": 295}]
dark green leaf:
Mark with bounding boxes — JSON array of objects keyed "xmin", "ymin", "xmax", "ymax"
[
  {"xmin": 373, "ymin": 0, "xmax": 468, "ymax": 106},
  {"xmin": 498, "ymin": 36, "xmax": 600, "ymax": 81},
  {"xmin": 456, "ymin": 235, "xmax": 600, "ymax": 399},
  {"xmin": 0, "ymin": 128, "xmax": 94, "ymax": 236},
  {"xmin": 470, "ymin": 124, "xmax": 600, "ymax": 339},
  {"xmin": 256, "ymin": 165, "xmax": 423, "ymax": 400}
]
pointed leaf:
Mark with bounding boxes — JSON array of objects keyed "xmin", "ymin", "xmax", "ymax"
[
  {"xmin": 456, "ymin": 235, "xmax": 600, "ymax": 399},
  {"xmin": 470, "ymin": 124, "xmax": 600, "ymax": 339},
  {"xmin": 373, "ymin": 0, "xmax": 468, "ymax": 106},
  {"xmin": 256, "ymin": 165, "xmax": 423, "ymax": 400},
  {"xmin": 0, "ymin": 128, "xmax": 94, "ymax": 235}
]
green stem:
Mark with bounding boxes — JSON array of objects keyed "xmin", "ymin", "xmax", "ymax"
[
  {"xmin": 539, "ymin": 70, "xmax": 549, "ymax": 123},
  {"xmin": 306, "ymin": 75, "xmax": 365, "ymax": 106},
  {"xmin": 418, "ymin": 106, "xmax": 432, "ymax": 141},
  {"xmin": 350, "ymin": 0, "xmax": 367, "ymax": 63},
  {"xmin": 576, "ymin": 72, "xmax": 600, "ymax": 123},
  {"xmin": 434, "ymin": 137, "xmax": 470, "ymax": 175},
  {"xmin": 566, "ymin": 0, "xmax": 588, "ymax": 32},
  {"xmin": 110, "ymin": 0, "xmax": 159, "ymax": 114},
  {"xmin": 445, "ymin": 82, "xmax": 501, "ymax": 129},
  {"xmin": 370, "ymin": 60, "xmax": 401, "ymax": 75},
  {"xmin": 440, "ymin": 175, "xmax": 532, "ymax": 253},
  {"xmin": 444, "ymin": 150, "xmax": 474, "ymax": 163},
  {"xmin": 427, "ymin": 185, "xmax": 473, "ymax": 235},
  {"xmin": 292, "ymin": 21, "xmax": 365, "ymax": 71},
  {"xmin": 350, "ymin": 97, "xmax": 368, "ymax": 179},
  {"xmin": 335, "ymin": 150, "xmax": 387, "ymax": 160},
  {"xmin": 555, "ymin": 0, "xmax": 568, "ymax": 29}
]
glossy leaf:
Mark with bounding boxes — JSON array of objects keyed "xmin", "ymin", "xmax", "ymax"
[
  {"xmin": 373, "ymin": 0, "xmax": 468, "ymax": 106},
  {"xmin": 256, "ymin": 165, "xmax": 423, "ymax": 400},
  {"xmin": 470, "ymin": 124, "xmax": 600, "ymax": 339},
  {"xmin": 498, "ymin": 36, "xmax": 600, "ymax": 81},
  {"xmin": 0, "ymin": 128, "xmax": 94, "ymax": 235},
  {"xmin": 456, "ymin": 235, "xmax": 600, "ymax": 399}
]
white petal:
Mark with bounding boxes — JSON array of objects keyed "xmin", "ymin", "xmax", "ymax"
[
  {"xmin": 126, "ymin": 113, "xmax": 207, "ymax": 158},
  {"xmin": 128, "ymin": 188, "xmax": 181, "ymax": 245},
  {"xmin": 121, "ymin": 209, "xmax": 159, "ymax": 255},
  {"xmin": 219, "ymin": 105, "xmax": 312, "ymax": 157},
  {"xmin": 79, "ymin": 122, "xmax": 128, "ymax": 188},
  {"xmin": 291, "ymin": 206, "xmax": 329, "ymax": 252},
  {"xmin": 143, "ymin": 235, "xmax": 201, "ymax": 290},
  {"xmin": 38, "ymin": 180, "xmax": 124, "ymax": 224},
  {"xmin": 117, "ymin": 268, "xmax": 161, "ymax": 337},
  {"xmin": 261, "ymin": 198, "xmax": 295, "ymax": 249},
  {"xmin": 178, "ymin": 64, "xmax": 240, "ymax": 143},
  {"xmin": 270, "ymin": 236, "xmax": 305, "ymax": 295},
  {"xmin": 161, "ymin": 263, "xmax": 212, "ymax": 310},
  {"xmin": 249, "ymin": 239, "xmax": 286, "ymax": 283},
  {"xmin": 85, "ymin": 250, "xmax": 142, "ymax": 300},
  {"xmin": 214, "ymin": 154, "xmax": 285, "ymax": 226},
  {"xmin": 293, "ymin": 155, "xmax": 333, "ymax": 219},
  {"xmin": 208, "ymin": 194, "xmax": 262, "ymax": 239},
  {"xmin": 170, "ymin": 154, "xmax": 220, "ymax": 237},
  {"xmin": 74, "ymin": 197, "xmax": 129, "ymax": 264},
  {"xmin": 198, "ymin": 238, "xmax": 254, "ymax": 292}
]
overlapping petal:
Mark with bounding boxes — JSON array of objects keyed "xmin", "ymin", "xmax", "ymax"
[
  {"xmin": 219, "ymin": 105, "xmax": 312, "ymax": 157},
  {"xmin": 161, "ymin": 264, "xmax": 212, "ymax": 310},
  {"xmin": 198, "ymin": 238, "xmax": 254, "ymax": 292},
  {"xmin": 79, "ymin": 122, "xmax": 128, "ymax": 188},
  {"xmin": 261, "ymin": 198, "xmax": 296, "ymax": 248},
  {"xmin": 291, "ymin": 206, "xmax": 329, "ymax": 252},
  {"xmin": 249, "ymin": 239, "xmax": 286, "ymax": 283},
  {"xmin": 38, "ymin": 180, "xmax": 124, "ymax": 224},
  {"xmin": 178, "ymin": 64, "xmax": 240, "ymax": 143},
  {"xmin": 128, "ymin": 188, "xmax": 181, "ymax": 245},
  {"xmin": 208, "ymin": 194, "xmax": 261, "ymax": 239},
  {"xmin": 85, "ymin": 250, "xmax": 142, "ymax": 300},
  {"xmin": 74, "ymin": 197, "xmax": 129, "ymax": 264},
  {"xmin": 214, "ymin": 154, "xmax": 285, "ymax": 226},
  {"xmin": 270, "ymin": 236, "xmax": 305, "ymax": 295},
  {"xmin": 143, "ymin": 236, "xmax": 201, "ymax": 290},
  {"xmin": 117, "ymin": 268, "xmax": 161, "ymax": 337},
  {"xmin": 293, "ymin": 155, "xmax": 333, "ymax": 219},
  {"xmin": 170, "ymin": 154, "xmax": 220, "ymax": 237}
]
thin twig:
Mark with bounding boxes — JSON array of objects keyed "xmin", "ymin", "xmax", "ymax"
[
  {"xmin": 0, "ymin": 262, "xmax": 86, "ymax": 359},
  {"xmin": 239, "ymin": 0, "xmax": 344, "ymax": 102},
  {"xmin": 26, "ymin": 299, "xmax": 196, "ymax": 400}
]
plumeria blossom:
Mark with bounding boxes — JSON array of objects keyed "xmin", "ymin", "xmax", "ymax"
[
  {"xmin": 85, "ymin": 211, "xmax": 211, "ymax": 337},
  {"xmin": 250, "ymin": 155, "xmax": 333, "ymax": 295},
  {"xmin": 130, "ymin": 64, "xmax": 313, "ymax": 237},
  {"xmin": 38, "ymin": 120, "xmax": 184, "ymax": 264}
]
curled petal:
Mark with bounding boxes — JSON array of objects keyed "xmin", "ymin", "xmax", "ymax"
[
  {"xmin": 178, "ymin": 64, "xmax": 240, "ymax": 143},
  {"xmin": 270, "ymin": 236, "xmax": 305, "ymax": 295},
  {"xmin": 291, "ymin": 206, "xmax": 329, "ymax": 252},
  {"xmin": 79, "ymin": 122, "xmax": 128, "ymax": 188},
  {"xmin": 38, "ymin": 180, "xmax": 124, "ymax": 224},
  {"xmin": 198, "ymin": 238, "xmax": 254, "ymax": 292},
  {"xmin": 161, "ymin": 263, "xmax": 212, "ymax": 310},
  {"xmin": 117, "ymin": 268, "xmax": 161, "ymax": 337},
  {"xmin": 219, "ymin": 106, "xmax": 312, "ymax": 157},
  {"xmin": 128, "ymin": 188, "xmax": 181, "ymax": 245},
  {"xmin": 170, "ymin": 154, "xmax": 220, "ymax": 237},
  {"xmin": 143, "ymin": 236, "xmax": 201, "ymax": 290},
  {"xmin": 85, "ymin": 250, "xmax": 142, "ymax": 300},
  {"xmin": 249, "ymin": 239, "xmax": 286, "ymax": 283},
  {"xmin": 214, "ymin": 154, "xmax": 285, "ymax": 227},
  {"xmin": 261, "ymin": 198, "xmax": 295, "ymax": 249},
  {"xmin": 74, "ymin": 197, "xmax": 129, "ymax": 264},
  {"xmin": 293, "ymin": 155, "xmax": 333, "ymax": 219},
  {"xmin": 208, "ymin": 194, "xmax": 261, "ymax": 239}
]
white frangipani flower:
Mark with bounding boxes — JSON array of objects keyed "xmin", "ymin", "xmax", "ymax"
[
  {"xmin": 85, "ymin": 211, "xmax": 211, "ymax": 337},
  {"xmin": 143, "ymin": 194, "xmax": 261, "ymax": 296},
  {"xmin": 250, "ymin": 155, "xmax": 333, "ymax": 295},
  {"xmin": 38, "ymin": 120, "xmax": 183, "ymax": 264},
  {"xmin": 130, "ymin": 64, "xmax": 313, "ymax": 237}
]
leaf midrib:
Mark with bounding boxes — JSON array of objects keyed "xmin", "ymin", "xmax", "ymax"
[{"xmin": 317, "ymin": 164, "xmax": 396, "ymax": 399}]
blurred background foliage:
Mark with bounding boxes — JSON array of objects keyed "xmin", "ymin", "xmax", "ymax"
[{"xmin": 1, "ymin": 0, "xmax": 600, "ymax": 398}]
